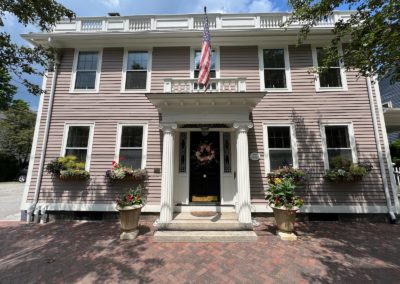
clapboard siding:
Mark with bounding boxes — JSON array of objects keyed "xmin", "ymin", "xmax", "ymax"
[
  {"xmin": 25, "ymin": 44, "xmax": 393, "ymax": 210},
  {"xmin": 249, "ymin": 44, "xmax": 390, "ymax": 206}
]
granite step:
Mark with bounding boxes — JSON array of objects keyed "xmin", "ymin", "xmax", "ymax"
[{"xmin": 154, "ymin": 230, "xmax": 258, "ymax": 242}]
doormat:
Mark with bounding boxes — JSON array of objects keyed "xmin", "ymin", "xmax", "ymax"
[
  {"xmin": 192, "ymin": 195, "xmax": 219, "ymax": 202},
  {"xmin": 190, "ymin": 211, "xmax": 218, "ymax": 217}
]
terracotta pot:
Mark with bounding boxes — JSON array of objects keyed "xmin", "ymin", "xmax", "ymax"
[
  {"xmin": 117, "ymin": 205, "xmax": 142, "ymax": 233},
  {"xmin": 272, "ymin": 206, "xmax": 298, "ymax": 233}
]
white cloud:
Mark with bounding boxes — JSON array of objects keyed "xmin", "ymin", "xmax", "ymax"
[
  {"xmin": 248, "ymin": 0, "xmax": 276, "ymax": 12},
  {"xmin": 101, "ymin": 0, "xmax": 120, "ymax": 9},
  {"xmin": 192, "ymin": 0, "xmax": 276, "ymax": 13}
]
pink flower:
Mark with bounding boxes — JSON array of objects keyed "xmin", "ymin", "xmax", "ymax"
[{"xmin": 127, "ymin": 194, "xmax": 133, "ymax": 202}]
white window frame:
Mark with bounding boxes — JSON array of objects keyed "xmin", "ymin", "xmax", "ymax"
[
  {"xmin": 121, "ymin": 48, "xmax": 152, "ymax": 93},
  {"xmin": 190, "ymin": 46, "xmax": 220, "ymax": 79},
  {"xmin": 311, "ymin": 45, "xmax": 348, "ymax": 92},
  {"xmin": 114, "ymin": 123, "xmax": 148, "ymax": 169},
  {"xmin": 70, "ymin": 49, "xmax": 103, "ymax": 93},
  {"xmin": 258, "ymin": 45, "xmax": 292, "ymax": 92},
  {"xmin": 320, "ymin": 122, "xmax": 357, "ymax": 170},
  {"xmin": 60, "ymin": 122, "xmax": 95, "ymax": 171},
  {"xmin": 263, "ymin": 123, "xmax": 298, "ymax": 175}
]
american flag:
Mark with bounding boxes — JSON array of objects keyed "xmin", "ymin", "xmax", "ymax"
[{"xmin": 198, "ymin": 8, "xmax": 212, "ymax": 88}]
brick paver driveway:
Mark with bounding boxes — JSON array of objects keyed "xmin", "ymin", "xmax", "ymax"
[{"xmin": 1, "ymin": 217, "xmax": 399, "ymax": 283}]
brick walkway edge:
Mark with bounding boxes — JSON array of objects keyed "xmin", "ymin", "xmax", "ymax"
[{"xmin": 1, "ymin": 218, "xmax": 399, "ymax": 283}]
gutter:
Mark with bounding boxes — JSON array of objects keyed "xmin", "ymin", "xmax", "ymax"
[
  {"xmin": 366, "ymin": 77, "xmax": 397, "ymax": 221},
  {"xmin": 28, "ymin": 55, "xmax": 60, "ymax": 223}
]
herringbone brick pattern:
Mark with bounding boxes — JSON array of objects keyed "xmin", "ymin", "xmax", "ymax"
[{"xmin": 1, "ymin": 217, "xmax": 399, "ymax": 283}]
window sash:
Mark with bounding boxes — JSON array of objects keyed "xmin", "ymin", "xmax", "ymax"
[
  {"xmin": 77, "ymin": 52, "xmax": 98, "ymax": 71},
  {"xmin": 266, "ymin": 125, "xmax": 294, "ymax": 171},
  {"xmin": 127, "ymin": 52, "xmax": 148, "ymax": 71},
  {"xmin": 194, "ymin": 50, "xmax": 216, "ymax": 78},
  {"xmin": 118, "ymin": 125, "xmax": 144, "ymax": 169},
  {"xmin": 125, "ymin": 70, "xmax": 147, "ymax": 89},
  {"xmin": 263, "ymin": 49, "xmax": 287, "ymax": 89}
]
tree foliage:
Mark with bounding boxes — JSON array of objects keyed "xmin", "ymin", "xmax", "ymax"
[
  {"xmin": 0, "ymin": 99, "xmax": 36, "ymax": 167},
  {"xmin": 287, "ymin": 0, "xmax": 400, "ymax": 83},
  {"xmin": 0, "ymin": 0, "xmax": 74, "ymax": 109}
]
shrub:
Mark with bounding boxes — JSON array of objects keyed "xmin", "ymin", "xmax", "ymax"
[
  {"xmin": 0, "ymin": 152, "xmax": 19, "ymax": 181},
  {"xmin": 46, "ymin": 155, "xmax": 90, "ymax": 180}
]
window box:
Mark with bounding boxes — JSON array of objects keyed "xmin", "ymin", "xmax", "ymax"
[
  {"xmin": 105, "ymin": 161, "xmax": 147, "ymax": 182},
  {"xmin": 46, "ymin": 155, "xmax": 90, "ymax": 181},
  {"xmin": 323, "ymin": 156, "xmax": 372, "ymax": 183}
]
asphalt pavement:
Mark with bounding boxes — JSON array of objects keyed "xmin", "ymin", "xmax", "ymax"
[{"xmin": 0, "ymin": 182, "xmax": 24, "ymax": 221}]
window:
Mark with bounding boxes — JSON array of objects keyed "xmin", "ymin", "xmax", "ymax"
[
  {"xmin": 312, "ymin": 46, "xmax": 347, "ymax": 91},
  {"xmin": 193, "ymin": 50, "xmax": 217, "ymax": 90},
  {"xmin": 223, "ymin": 132, "xmax": 232, "ymax": 173},
  {"xmin": 73, "ymin": 51, "xmax": 100, "ymax": 90},
  {"xmin": 263, "ymin": 125, "xmax": 298, "ymax": 173},
  {"xmin": 125, "ymin": 51, "xmax": 149, "ymax": 90},
  {"xmin": 179, "ymin": 132, "xmax": 187, "ymax": 173},
  {"xmin": 263, "ymin": 49, "xmax": 287, "ymax": 88},
  {"xmin": 62, "ymin": 124, "xmax": 94, "ymax": 170},
  {"xmin": 116, "ymin": 124, "xmax": 147, "ymax": 169},
  {"xmin": 321, "ymin": 124, "xmax": 356, "ymax": 169}
]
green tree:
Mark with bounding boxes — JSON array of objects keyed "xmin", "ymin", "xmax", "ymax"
[
  {"xmin": 0, "ymin": 0, "xmax": 74, "ymax": 109},
  {"xmin": 0, "ymin": 99, "xmax": 36, "ymax": 167},
  {"xmin": 287, "ymin": 0, "xmax": 400, "ymax": 83}
]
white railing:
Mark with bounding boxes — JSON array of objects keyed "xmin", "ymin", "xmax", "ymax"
[
  {"xmin": 163, "ymin": 78, "xmax": 246, "ymax": 93},
  {"xmin": 53, "ymin": 12, "xmax": 351, "ymax": 33}
]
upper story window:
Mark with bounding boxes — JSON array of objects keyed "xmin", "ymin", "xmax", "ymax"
[
  {"xmin": 259, "ymin": 47, "xmax": 292, "ymax": 92},
  {"xmin": 72, "ymin": 50, "xmax": 102, "ymax": 92},
  {"xmin": 62, "ymin": 124, "xmax": 94, "ymax": 170},
  {"xmin": 122, "ymin": 50, "xmax": 151, "ymax": 92},
  {"xmin": 193, "ymin": 49, "xmax": 217, "ymax": 91},
  {"xmin": 263, "ymin": 124, "xmax": 298, "ymax": 173},
  {"xmin": 312, "ymin": 46, "xmax": 347, "ymax": 91},
  {"xmin": 116, "ymin": 124, "xmax": 148, "ymax": 169},
  {"xmin": 321, "ymin": 123, "xmax": 356, "ymax": 169}
]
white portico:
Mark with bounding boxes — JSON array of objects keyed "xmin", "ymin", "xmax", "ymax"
[{"xmin": 146, "ymin": 93, "xmax": 264, "ymax": 226}]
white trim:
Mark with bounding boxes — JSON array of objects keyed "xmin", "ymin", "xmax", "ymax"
[
  {"xmin": 263, "ymin": 123, "xmax": 298, "ymax": 175},
  {"xmin": 120, "ymin": 48, "xmax": 152, "ymax": 93},
  {"xmin": 320, "ymin": 122, "xmax": 357, "ymax": 170},
  {"xmin": 258, "ymin": 45, "xmax": 292, "ymax": 92},
  {"xmin": 60, "ymin": 123, "xmax": 95, "ymax": 171},
  {"xmin": 311, "ymin": 44, "xmax": 348, "ymax": 92},
  {"xmin": 21, "ymin": 202, "xmax": 389, "ymax": 214},
  {"xmin": 70, "ymin": 48, "xmax": 103, "ymax": 93},
  {"xmin": 251, "ymin": 204, "xmax": 389, "ymax": 214},
  {"xmin": 382, "ymin": 100, "xmax": 393, "ymax": 109},
  {"xmin": 21, "ymin": 73, "xmax": 48, "ymax": 210},
  {"xmin": 114, "ymin": 123, "xmax": 148, "ymax": 169}
]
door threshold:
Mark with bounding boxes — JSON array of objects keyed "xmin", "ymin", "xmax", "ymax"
[
  {"xmin": 174, "ymin": 204, "xmax": 236, "ymax": 213},
  {"xmin": 188, "ymin": 202, "xmax": 221, "ymax": 206}
]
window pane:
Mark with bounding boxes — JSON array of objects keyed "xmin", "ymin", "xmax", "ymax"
[
  {"xmin": 119, "ymin": 149, "xmax": 142, "ymax": 169},
  {"xmin": 270, "ymin": 149, "xmax": 293, "ymax": 171},
  {"xmin": 77, "ymin": 52, "xmax": 98, "ymax": 70},
  {"xmin": 268, "ymin": 126, "xmax": 291, "ymax": 148},
  {"xmin": 325, "ymin": 126, "xmax": 350, "ymax": 148},
  {"xmin": 67, "ymin": 126, "xmax": 90, "ymax": 147},
  {"xmin": 319, "ymin": 68, "xmax": 342, "ymax": 88},
  {"xmin": 75, "ymin": 71, "xmax": 96, "ymax": 89},
  {"xmin": 65, "ymin": 149, "xmax": 87, "ymax": 163},
  {"xmin": 263, "ymin": 49, "xmax": 285, "ymax": 68},
  {"xmin": 194, "ymin": 50, "xmax": 216, "ymax": 71},
  {"xmin": 121, "ymin": 126, "xmax": 143, "ymax": 147},
  {"xmin": 127, "ymin": 52, "xmax": 148, "ymax": 70},
  {"xmin": 264, "ymin": 69, "xmax": 286, "ymax": 88},
  {"xmin": 194, "ymin": 70, "xmax": 216, "ymax": 79},
  {"xmin": 125, "ymin": 71, "xmax": 147, "ymax": 89},
  {"xmin": 327, "ymin": 149, "xmax": 352, "ymax": 167},
  {"xmin": 316, "ymin": 48, "xmax": 339, "ymax": 67}
]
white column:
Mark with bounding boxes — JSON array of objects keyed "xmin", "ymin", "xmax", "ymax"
[
  {"xmin": 233, "ymin": 122, "xmax": 253, "ymax": 224},
  {"xmin": 159, "ymin": 123, "xmax": 177, "ymax": 223}
]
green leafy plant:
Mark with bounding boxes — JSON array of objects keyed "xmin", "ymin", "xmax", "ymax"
[
  {"xmin": 116, "ymin": 185, "xmax": 144, "ymax": 208},
  {"xmin": 265, "ymin": 167, "xmax": 305, "ymax": 210},
  {"xmin": 324, "ymin": 156, "xmax": 372, "ymax": 183},
  {"xmin": 105, "ymin": 161, "xmax": 147, "ymax": 182},
  {"xmin": 46, "ymin": 155, "xmax": 90, "ymax": 180}
]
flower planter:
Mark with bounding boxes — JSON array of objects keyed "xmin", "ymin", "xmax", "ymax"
[
  {"xmin": 57, "ymin": 175, "xmax": 90, "ymax": 181},
  {"xmin": 116, "ymin": 205, "xmax": 142, "ymax": 240},
  {"xmin": 272, "ymin": 206, "xmax": 299, "ymax": 233}
]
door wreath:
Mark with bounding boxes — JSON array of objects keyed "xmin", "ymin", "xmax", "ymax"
[{"xmin": 194, "ymin": 142, "xmax": 216, "ymax": 166}]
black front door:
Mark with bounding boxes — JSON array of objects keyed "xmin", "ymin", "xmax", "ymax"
[{"xmin": 190, "ymin": 131, "xmax": 220, "ymax": 203}]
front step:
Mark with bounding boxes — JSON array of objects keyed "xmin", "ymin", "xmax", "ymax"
[{"xmin": 154, "ymin": 230, "xmax": 258, "ymax": 242}]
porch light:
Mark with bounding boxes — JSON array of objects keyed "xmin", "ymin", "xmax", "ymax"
[{"xmin": 201, "ymin": 127, "xmax": 209, "ymax": 136}]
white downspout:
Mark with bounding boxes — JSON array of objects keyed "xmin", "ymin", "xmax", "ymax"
[
  {"xmin": 366, "ymin": 77, "xmax": 396, "ymax": 220},
  {"xmin": 372, "ymin": 77, "xmax": 400, "ymax": 215},
  {"xmin": 29, "ymin": 56, "xmax": 60, "ymax": 222}
]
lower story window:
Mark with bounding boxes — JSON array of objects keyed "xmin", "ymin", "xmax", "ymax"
[
  {"xmin": 323, "ymin": 124, "xmax": 355, "ymax": 168},
  {"xmin": 264, "ymin": 125, "xmax": 297, "ymax": 173},
  {"xmin": 62, "ymin": 124, "xmax": 94, "ymax": 170},
  {"xmin": 117, "ymin": 124, "xmax": 146, "ymax": 169}
]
